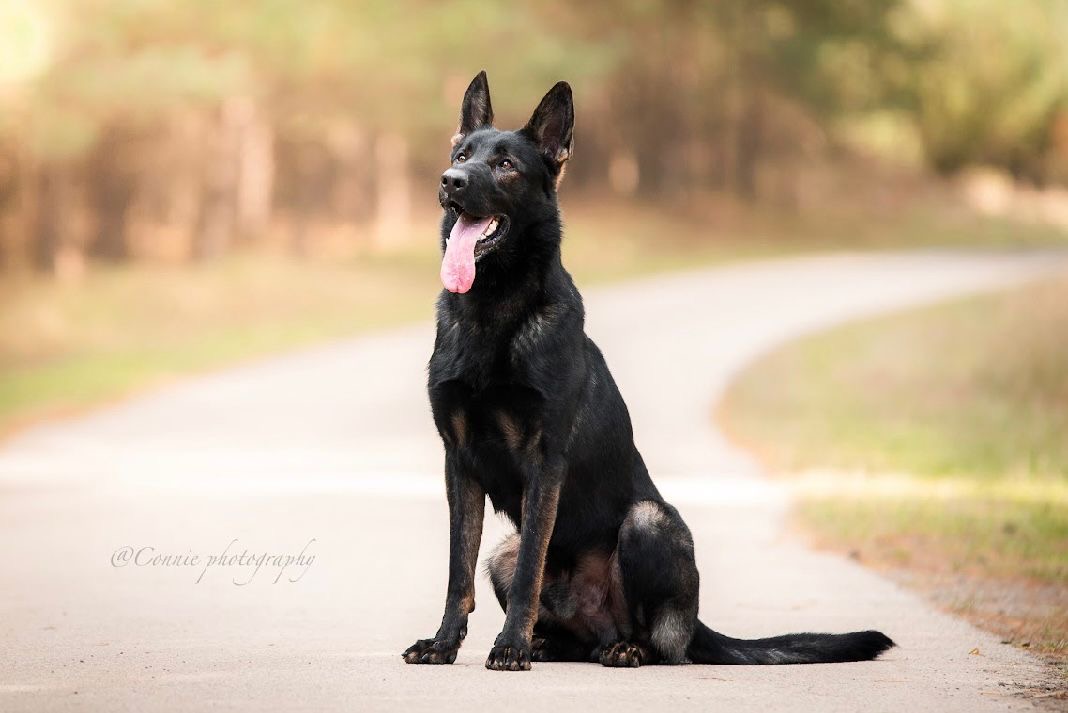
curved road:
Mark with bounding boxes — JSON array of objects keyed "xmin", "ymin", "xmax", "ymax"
[{"xmin": 1, "ymin": 250, "xmax": 1065, "ymax": 712}]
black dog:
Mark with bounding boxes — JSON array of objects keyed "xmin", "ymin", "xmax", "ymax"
[{"xmin": 403, "ymin": 71, "xmax": 894, "ymax": 671}]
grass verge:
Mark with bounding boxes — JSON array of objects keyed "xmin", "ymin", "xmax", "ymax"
[{"xmin": 719, "ymin": 274, "xmax": 1068, "ymax": 660}]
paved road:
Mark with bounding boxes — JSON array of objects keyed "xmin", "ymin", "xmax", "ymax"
[{"xmin": 2, "ymin": 250, "xmax": 1065, "ymax": 712}]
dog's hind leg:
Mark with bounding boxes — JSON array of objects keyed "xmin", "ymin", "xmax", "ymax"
[
  {"xmin": 608, "ymin": 500, "xmax": 700, "ymax": 666},
  {"xmin": 486, "ymin": 533, "xmax": 521, "ymax": 612},
  {"xmin": 485, "ymin": 534, "xmax": 597, "ymax": 662}
]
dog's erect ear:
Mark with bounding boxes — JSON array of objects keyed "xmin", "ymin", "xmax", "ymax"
[
  {"xmin": 453, "ymin": 71, "xmax": 494, "ymax": 146},
  {"xmin": 522, "ymin": 81, "xmax": 574, "ymax": 171}
]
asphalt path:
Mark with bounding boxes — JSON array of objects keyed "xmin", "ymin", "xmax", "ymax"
[{"xmin": 2, "ymin": 249, "xmax": 1065, "ymax": 711}]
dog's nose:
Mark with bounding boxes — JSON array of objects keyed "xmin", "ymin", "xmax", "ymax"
[{"xmin": 440, "ymin": 168, "xmax": 467, "ymax": 195}]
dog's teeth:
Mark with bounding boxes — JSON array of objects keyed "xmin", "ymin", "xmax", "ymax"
[{"xmin": 483, "ymin": 219, "xmax": 498, "ymax": 237}]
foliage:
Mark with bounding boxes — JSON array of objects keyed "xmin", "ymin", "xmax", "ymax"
[
  {"xmin": 908, "ymin": 0, "xmax": 1068, "ymax": 181},
  {"xmin": 1, "ymin": 0, "xmax": 1066, "ymax": 272}
]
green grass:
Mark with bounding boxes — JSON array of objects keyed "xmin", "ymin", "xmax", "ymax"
[
  {"xmin": 0, "ymin": 256, "xmax": 438, "ymax": 431},
  {"xmin": 719, "ymin": 275, "xmax": 1068, "ymax": 653},
  {"xmin": 721, "ymin": 277, "xmax": 1063, "ymax": 478},
  {"xmin": 722, "ymin": 277, "xmax": 1068, "ymax": 481},
  {"xmin": 791, "ymin": 476, "xmax": 1068, "ymax": 582}
]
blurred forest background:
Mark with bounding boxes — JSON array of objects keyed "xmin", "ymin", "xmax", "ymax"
[
  {"xmin": 3, "ymin": 0, "xmax": 1068, "ymax": 431},
  {"xmin": 3, "ymin": 0, "xmax": 1068, "ymax": 274}
]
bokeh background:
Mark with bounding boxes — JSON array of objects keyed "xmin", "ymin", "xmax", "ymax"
[{"xmin": 1, "ymin": 0, "xmax": 1066, "ymax": 668}]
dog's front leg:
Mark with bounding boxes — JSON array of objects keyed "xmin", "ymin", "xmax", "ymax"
[
  {"xmin": 402, "ymin": 451, "xmax": 485, "ymax": 664},
  {"xmin": 485, "ymin": 462, "xmax": 562, "ymax": 671}
]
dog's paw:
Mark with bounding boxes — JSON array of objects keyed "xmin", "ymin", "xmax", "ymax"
[
  {"xmin": 485, "ymin": 644, "xmax": 531, "ymax": 671},
  {"xmin": 598, "ymin": 641, "xmax": 645, "ymax": 668},
  {"xmin": 402, "ymin": 638, "xmax": 459, "ymax": 665}
]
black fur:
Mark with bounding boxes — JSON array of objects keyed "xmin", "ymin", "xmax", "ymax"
[{"xmin": 402, "ymin": 72, "xmax": 895, "ymax": 671}]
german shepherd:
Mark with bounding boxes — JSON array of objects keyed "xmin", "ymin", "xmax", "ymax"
[{"xmin": 403, "ymin": 71, "xmax": 894, "ymax": 671}]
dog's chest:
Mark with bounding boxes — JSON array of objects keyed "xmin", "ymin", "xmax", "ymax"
[
  {"xmin": 433, "ymin": 382, "xmax": 543, "ymax": 520},
  {"xmin": 436, "ymin": 379, "xmax": 543, "ymax": 452},
  {"xmin": 427, "ymin": 309, "xmax": 546, "ymax": 390}
]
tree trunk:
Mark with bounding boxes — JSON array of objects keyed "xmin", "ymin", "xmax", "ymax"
[
  {"xmin": 32, "ymin": 162, "xmax": 60, "ymax": 272},
  {"xmin": 233, "ymin": 98, "xmax": 275, "ymax": 244},
  {"xmin": 328, "ymin": 120, "xmax": 370, "ymax": 230},
  {"xmin": 0, "ymin": 148, "xmax": 22, "ymax": 273},
  {"xmin": 372, "ymin": 131, "xmax": 411, "ymax": 248},
  {"xmin": 734, "ymin": 90, "xmax": 764, "ymax": 200},
  {"xmin": 193, "ymin": 103, "xmax": 241, "ymax": 261},
  {"xmin": 87, "ymin": 128, "xmax": 137, "ymax": 262}
]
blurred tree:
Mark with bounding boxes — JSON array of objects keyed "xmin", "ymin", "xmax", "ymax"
[
  {"xmin": 907, "ymin": 0, "xmax": 1068, "ymax": 183},
  {"xmin": 0, "ymin": 0, "xmax": 1065, "ymax": 274},
  {"xmin": 556, "ymin": 0, "xmax": 911, "ymax": 198}
]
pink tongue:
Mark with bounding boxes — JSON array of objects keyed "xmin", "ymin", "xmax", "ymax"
[{"xmin": 441, "ymin": 213, "xmax": 493, "ymax": 293}]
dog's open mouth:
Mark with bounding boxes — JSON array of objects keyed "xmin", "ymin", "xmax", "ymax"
[
  {"xmin": 447, "ymin": 204, "xmax": 510, "ymax": 258},
  {"xmin": 440, "ymin": 205, "xmax": 511, "ymax": 294}
]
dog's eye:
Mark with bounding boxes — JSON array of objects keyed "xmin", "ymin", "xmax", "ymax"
[
  {"xmin": 456, "ymin": 153, "xmax": 467, "ymax": 163},
  {"xmin": 498, "ymin": 159, "xmax": 514, "ymax": 170}
]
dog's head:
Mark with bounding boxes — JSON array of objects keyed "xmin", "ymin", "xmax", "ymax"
[{"xmin": 439, "ymin": 71, "xmax": 574, "ymax": 294}]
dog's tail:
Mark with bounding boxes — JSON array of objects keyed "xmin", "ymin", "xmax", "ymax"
[{"xmin": 687, "ymin": 620, "xmax": 894, "ymax": 664}]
